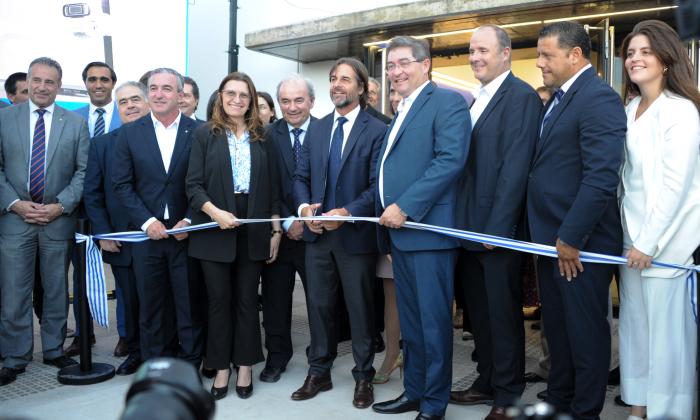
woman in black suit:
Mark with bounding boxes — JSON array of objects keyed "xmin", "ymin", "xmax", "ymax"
[{"xmin": 186, "ymin": 72, "xmax": 281, "ymax": 400}]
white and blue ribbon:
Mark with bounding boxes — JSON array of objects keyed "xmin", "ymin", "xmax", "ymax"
[{"xmin": 77, "ymin": 216, "xmax": 700, "ymax": 327}]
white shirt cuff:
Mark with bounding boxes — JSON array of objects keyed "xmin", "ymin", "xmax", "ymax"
[
  {"xmin": 282, "ymin": 217, "xmax": 294, "ymax": 231},
  {"xmin": 7, "ymin": 198, "xmax": 19, "ymax": 213},
  {"xmin": 297, "ymin": 203, "xmax": 310, "ymax": 217},
  {"xmin": 141, "ymin": 217, "xmax": 158, "ymax": 232}
]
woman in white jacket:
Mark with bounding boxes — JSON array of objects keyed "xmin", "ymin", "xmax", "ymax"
[{"xmin": 618, "ymin": 20, "xmax": 700, "ymax": 420}]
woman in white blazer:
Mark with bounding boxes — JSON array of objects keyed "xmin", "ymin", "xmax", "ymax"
[{"xmin": 618, "ymin": 20, "xmax": 700, "ymax": 420}]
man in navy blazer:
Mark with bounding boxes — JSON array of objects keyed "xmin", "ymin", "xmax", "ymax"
[
  {"xmin": 292, "ymin": 58, "xmax": 385, "ymax": 409},
  {"xmin": 450, "ymin": 26, "xmax": 542, "ymax": 419},
  {"xmin": 112, "ymin": 68, "xmax": 202, "ymax": 366},
  {"xmin": 84, "ymin": 81, "xmax": 151, "ymax": 375},
  {"xmin": 372, "ymin": 36, "xmax": 471, "ymax": 420},
  {"xmin": 528, "ymin": 22, "xmax": 625, "ymax": 419}
]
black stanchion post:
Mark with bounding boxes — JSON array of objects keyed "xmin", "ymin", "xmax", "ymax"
[{"xmin": 57, "ymin": 219, "xmax": 115, "ymax": 385}]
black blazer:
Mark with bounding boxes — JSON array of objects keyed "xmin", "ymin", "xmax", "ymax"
[
  {"xmin": 457, "ymin": 72, "xmax": 542, "ymax": 250},
  {"xmin": 186, "ymin": 124, "xmax": 280, "ymax": 263},
  {"xmin": 84, "ymin": 128, "xmax": 132, "ymax": 266},
  {"xmin": 112, "ymin": 114, "xmax": 198, "ymax": 229}
]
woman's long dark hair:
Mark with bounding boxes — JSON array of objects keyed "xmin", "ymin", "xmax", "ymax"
[
  {"xmin": 621, "ymin": 20, "xmax": 700, "ymax": 112},
  {"xmin": 210, "ymin": 72, "xmax": 264, "ymax": 141}
]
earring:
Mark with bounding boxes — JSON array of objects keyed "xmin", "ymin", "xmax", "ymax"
[{"xmin": 663, "ymin": 67, "xmax": 668, "ymax": 73}]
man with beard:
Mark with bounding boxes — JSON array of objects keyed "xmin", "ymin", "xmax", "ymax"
[{"xmin": 291, "ymin": 57, "xmax": 386, "ymax": 409}]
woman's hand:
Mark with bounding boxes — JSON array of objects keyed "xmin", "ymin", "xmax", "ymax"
[
  {"xmin": 212, "ymin": 208, "xmax": 240, "ymax": 230},
  {"xmin": 626, "ymin": 247, "xmax": 652, "ymax": 270},
  {"xmin": 267, "ymin": 232, "xmax": 282, "ymax": 264}
]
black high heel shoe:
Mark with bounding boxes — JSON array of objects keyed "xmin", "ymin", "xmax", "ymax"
[
  {"xmin": 235, "ymin": 368, "xmax": 254, "ymax": 399},
  {"xmin": 210, "ymin": 368, "xmax": 232, "ymax": 400}
]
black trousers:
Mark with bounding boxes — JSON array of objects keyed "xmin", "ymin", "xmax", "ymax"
[
  {"xmin": 537, "ymin": 256, "xmax": 612, "ymax": 420},
  {"xmin": 200, "ymin": 222, "xmax": 265, "ymax": 369},
  {"xmin": 132, "ymin": 235, "xmax": 202, "ymax": 366},
  {"xmin": 461, "ymin": 248, "xmax": 525, "ymax": 406},
  {"xmin": 261, "ymin": 237, "xmax": 306, "ymax": 369},
  {"xmin": 112, "ymin": 263, "xmax": 140, "ymax": 356},
  {"xmin": 305, "ymin": 230, "xmax": 376, "ymax": 381}
]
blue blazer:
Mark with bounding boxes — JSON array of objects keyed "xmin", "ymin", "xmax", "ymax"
[
  {"xmin": 377, "ymin": 82, "xmax": 471, "ymax": 253},
  {"xmin": 457, "ymin": 73, "xmax": 541, "ymax": 250},
  {"xmin": 74, "ymin": 102, "xmax": 122, "ymax": 134},
  {"xmin": 527, "ymin": 67, "xmax": 625, "ymax": 254},
  {"xmin": 112, "ymin": 114, "xmax": 199, "ymax": 229},
  {"xmin": 83, "ymin": 128, "xmax": 131, "ymax": 266},
  {"xmin": 293, "ymin": 108, "xmax": 385, "ymax": 254}
]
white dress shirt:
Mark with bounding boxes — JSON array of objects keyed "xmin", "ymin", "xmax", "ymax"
[
  {"xmin": 296, "ymin": 105, "xmax": 361, "ymax": 217},
  {"xmin": 87, "ymin": 101, "xmax": 115, "ymax": 137},
  {"xmin": 470, "ymin": 70, "xmax": 510, "ymax": 125},
  {"xmin": 283, "ymin": 117, "xmax": 311, "ymax": 231},
  {"xmin": 379, "ymin": 79, "xmax": 430, "ymax": 208},
  {"xmin": 141, "ymin": 112, "xmax": 182, "ymax": 231}
]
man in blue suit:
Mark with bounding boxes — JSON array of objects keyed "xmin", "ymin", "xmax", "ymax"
[
  {"xmin": 450, "ymin": 25, "xmax": 542, "ymax": 420},
  {"xmin": 66, "ymin": 61, "xmax": 124, "ymax": 357},
  {"xmin": 372, "ymin": 36, "xmax": 471, "ymax": 420},
  {"xmin": 528, "ymin": 22, "xmax": 625, "ymax": 419},
  {"xmin": 291, "ymin": 58, "xmax": 385, "ymax": 409},
  {"xmin": 84, "ymin": 81, "xmax": 151, "ymax": 375},
  {"xmin": 112, "ymin": 68, "xmax": 202, "ymax": 366}
]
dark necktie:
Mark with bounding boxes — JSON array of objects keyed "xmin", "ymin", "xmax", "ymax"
[
  {"xmin": 540, "ymin": 89, "xmax": 564, "ymax": 136},
  {"xmin": 94, "ymin": 107, "xmax": 106, "ymax": 137},
  {"xmin": 291, "ymin": 127, "xmax": 303, "ymax": 167},
  {"xmin": 30, "ymin": 109, "xmax": 47, "ymax": 203},
  {"xmin": 324, "ymin": 116, "xmax": 347, "ymax": 211}
]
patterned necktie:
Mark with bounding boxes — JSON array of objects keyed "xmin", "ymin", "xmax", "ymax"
[
  {"xmin": 324, "ymin": 116, "xmax": 347, "ymax": 211},
  {"xmin": 291, "ymin": 127, "xmax": 303, "ymax": 167},
  {"xmin": 30, "ymin": 109, "xmax": 47, "ymax": 203},
  {"xmin": 540, "ymin": 89, "xmax": 564, "ymax": 136},
  {"xmin": 94, "ymin": 107, "xmax": 106, "ymax": 137}
]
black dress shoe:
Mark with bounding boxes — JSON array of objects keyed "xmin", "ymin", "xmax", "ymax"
[
  {"xmin": 449, "ymin": 388, "xmax": 494, "ymax": 406},
  {"xmin": 43, "ymin": 355, "xmax": 78, "ymax": 369},
  {"xmin": 64, "ymin": 336, "xmax": 96, "ymax": 357},
  {"xmin": 415, "ymin": 413, "xmax": 444, "ymax": 420},
  {"xmin": 259, "ymin": 365, "xmax": 285, "ymax": 383},
  {"xmin": 537, "ymin": 389, "xmax": 547, "ymax": 400},
  {"xmin": 608, "ymin": 366, "xmax": 620, "ymax": 386},
  {"xmin": 210, "ymin": 369, "xmax": 232, "ymax": 400},
  {"xmin": 291, "ymin": 375, "xmax": 332, "ymax": 401},
  {"xmin": 524, "ymin": 372, "xmax": 546, "ymax": 383},
  {"xmin": 373, "ymin": 334, "xmax": 386, "ymax": 353},
  {"xmin": 372, "ymin": 392, "xmax": 420, "ymax": 414},
  {"xmin": 113, "ymin": 337, "xmax": 128, "ymax": 358},
  {"xmin": 0, "ymin": 367, "xmax": 25, "ymax": 386},
  {"xmin": 236, "ymin": 376, "xmax": 253, "ymax": 399},
  {"xmin": 353, "ymin": 379, "xmax": 374, "ymax": 408},
  {"xmin": 116, "ymin": 355, "xmax": 142, "ymax": 375}
]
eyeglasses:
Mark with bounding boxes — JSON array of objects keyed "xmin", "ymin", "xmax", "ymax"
[
  {"xmin": 221, "ymin": 90, "xmax": 250, "ymax": 101},
  {"xmin": 385, "ymin": 59, "xmax": 421, "ymax": 73}
]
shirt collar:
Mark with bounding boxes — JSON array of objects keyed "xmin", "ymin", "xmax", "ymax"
[
  {"xmin": 287, "ymin": 116, "xmax": 311, "ymax": 133},
  {"xmin": 479, "ymin": 70, "xmax": 510, "ymax": 99},
  {"xmin": 402, "ymin": 80, "xmax": 430, "ymax": 108},
  {"xmin": 151, "ymin": 111, "xmax": 182, "ymax": 130},
  {"xmin": 29, "ymin": 100, "xmax": 55, "ymax": 115},
  {"xmin": 333, "ymin": 103, "xmax": 361, "ymax": 126},
  {"xmin": 89, "ymin": 100, "xmax": 112, "ymax": 115},
  {"xmin": 560, "ymin": 63, "xmax": 592, "ymax": 95}
]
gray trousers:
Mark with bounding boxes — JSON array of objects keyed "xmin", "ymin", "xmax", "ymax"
[{"xmin": 0, "ymin": 227, "xmax": 71, "ymax": 368}]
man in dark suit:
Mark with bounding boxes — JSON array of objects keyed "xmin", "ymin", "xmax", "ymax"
[
  {"xmin": 291, "ymin": 58, "xmax": 385, "ymax": 409},
  {"xmin": 372, "ymin": 36, "xmax": 471, "ymax": 420},
  {"xmin": 84, "ymin": 81, "xmax": 151, "ymax": 375},
  {"xmin": 0, "ymin": 57, "xmax": 88, "ymax": 385},
  {"xmin": 66, "ymin": 61, "xmax": 124, "ymax": 357},
  {"xmin": 112, "ymin": 68, "xmax": 202, "ymax": 366},
  {"xmin": 449, "ymin": 25, "xmax": 542, "ymax": 420},
  {"xmin": 259, "ymin": 74, "xmax": 316, "ymax": 383},
  {"xmin": 528, "ymin": 22, "xmax": 625, "ymax": 419}
]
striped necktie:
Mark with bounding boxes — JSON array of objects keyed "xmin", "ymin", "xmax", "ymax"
[
  {"xmin": 30, "ymin": 109, "xmax": 47, "ymax": 203},
  {"xmin": 94, "ymin": 107, "xmax": 106, "ymax": 137}
]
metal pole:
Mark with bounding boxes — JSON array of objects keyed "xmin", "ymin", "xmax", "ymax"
[{"xmin": 228, "ymin": 0, "xmax": 239, "ymax": 73}]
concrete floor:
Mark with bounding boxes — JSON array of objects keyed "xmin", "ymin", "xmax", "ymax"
[{"xmin": 0, "ymin": 267, "xmax": 629, "ymax": 420}]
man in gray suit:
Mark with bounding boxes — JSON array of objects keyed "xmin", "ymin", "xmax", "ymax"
[{"xmin": 0, "ymin": 57, "xmax": 89, "ymax": 386}]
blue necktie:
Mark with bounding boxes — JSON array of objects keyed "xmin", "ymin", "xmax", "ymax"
[
  {"xmin": 324, "ymin": 116, "xmax": 347, "ymax": 211},
  {"xmin": 291, "ymin": 127, "xmax": 303, "ymax": 167},
  {"xmin": 30, "ymin": 109, "xmax": 47, "ymax": 203},
  {"xmin": 93, "ymin": 107, "xmax": 106, "ymax": 137},
  {"xmin": 540, "ymin": 89, "xmax": 564, "ymax": 136}
]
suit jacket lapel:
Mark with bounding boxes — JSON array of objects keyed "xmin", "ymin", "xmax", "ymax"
[
  {"xmin": 276, "ymin": 122, "xmax": 295, "ymax": 178},
  {"xmin": 386, "ymin": 82, "xmax": 435, "ymax": 156},
  {"xmin": 17, "ymin": 102, "xmax": 30, "ymax": 166},
  {"xmin": 319, "ymin": 115, "xmax": 333, "ymax": 175},
  {"xmin": 45, "ymin": 106, "xmax": 66, "ymax": 169},
  {"xmin": 216, "ymin": 133, "xmax": 237, "ymax": 213},
  {"xmin": 472, "ymin": 74, "xmax": 511, "ymax": 137},
  {"xmin": 340, "ymin": 110, "xmax": 367, "ymax": 167},
  {"xmin": 166, "ymin": 116, "xmax": 192, "ymax": 177}
]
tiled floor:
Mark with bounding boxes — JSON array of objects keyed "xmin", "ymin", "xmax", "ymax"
[{"xmin": 0, "ymin": 268, "xmax": 629, "ymax": 420}]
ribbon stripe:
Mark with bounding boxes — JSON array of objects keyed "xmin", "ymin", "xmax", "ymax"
[{"xmin": 77, "ymin": 216, "xmax": 699, "ymax": 328}]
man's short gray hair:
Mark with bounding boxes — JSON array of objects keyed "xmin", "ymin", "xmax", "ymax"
[
  {"xmin": 368, "ymin": 77, "xmax": 381, "ymax": 89},
  {"xmin": 116, "ymin": 81, "xmax": 148, "ymax": 101},
  {"xmin": 386, "ymin": 36, "xmax": 431, "ymax": 62},
  {"xmin": 276, "ymin": 74, "xmax": 315, "ymax": 101},
  {"xmin": 148, "ymin": 68, "xmax": 184, "ymax": 91},
  {"xmin": 475, "ymin": 25, "xmax": 512, "ymax": 52},
  {"xmin": 28, "ymin": 57, "xmax": 63, "ymax": 80}
]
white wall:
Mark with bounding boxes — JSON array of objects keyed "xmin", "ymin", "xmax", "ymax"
[{"xmin": 187, "ymin": 0, "xmax": 412, "ymax": 119}]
